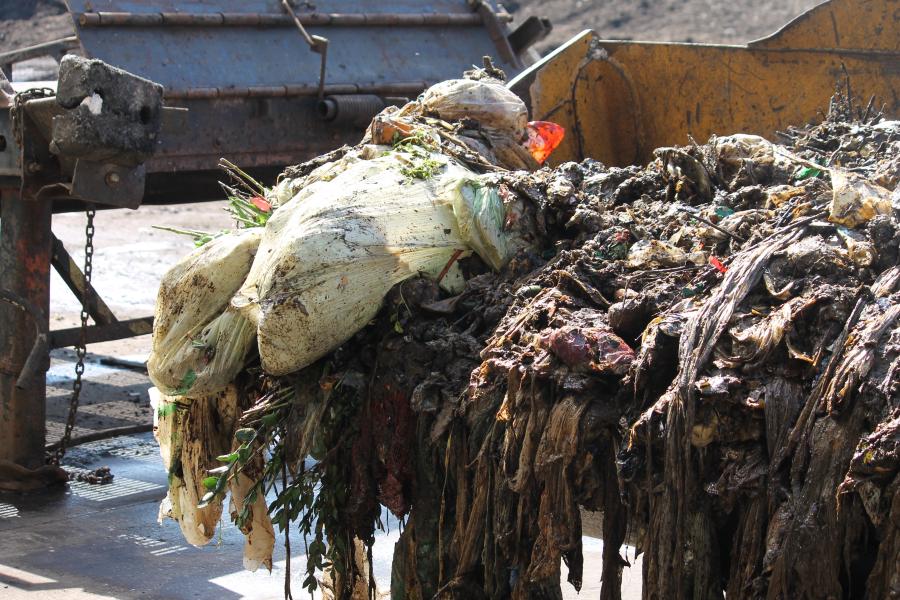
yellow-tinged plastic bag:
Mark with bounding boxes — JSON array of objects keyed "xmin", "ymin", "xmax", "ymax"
[
  {"xmin": 148, "ymin": 229, "xmax": 261, "ymax": 398},
  {"xmin": 420, "ymin": 78, "xmax": 528, "ymax": 138},
  {"xmin": 152, "ymin": 145, "xmax": 531, "ymax": 389},
  {"xmin": 828, "ymin": 168, "xmax": 895, "ymax": 227},
  {"xmin": 234, "ymin": 150, "xmax": 478, "ymax": 376}
]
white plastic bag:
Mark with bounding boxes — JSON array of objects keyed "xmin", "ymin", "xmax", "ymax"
[
  {"xmin": 148, "ymin": 229, "xmax": 261, "ymax": 398},
  {"xmin": 234, "ymin": 150, "xmax": 478, "ymax": 376},
  {"xmin": 421, "ymin": 78, "xmax": 528, "ymax": 137}
]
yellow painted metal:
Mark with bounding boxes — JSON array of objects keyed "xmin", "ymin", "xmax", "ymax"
[{"xmin": 510, "ymin": 0, "xmax": 900, "ymax": 167}]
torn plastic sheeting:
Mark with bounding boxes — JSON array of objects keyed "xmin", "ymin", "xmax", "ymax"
[{"xmin": 828, "ymin": 168, "xmax": 895, "ymax": 227}]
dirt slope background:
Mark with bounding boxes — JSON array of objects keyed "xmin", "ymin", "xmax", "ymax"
[
  {"xmin": 507, "ymin": 0, "xmax": 823, "ymax": 52},
  {"xmin": 0, "ymin": 0, "xmax": 70, "ymax": 52},
  {"xmin": 3, "ymin": 0, "xmax": 825, "ymax": 56}
]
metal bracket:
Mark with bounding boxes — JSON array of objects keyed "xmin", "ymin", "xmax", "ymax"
[
  {"xmin": 71, "ymin": 160, "xmax": 146, "ymax": 209},
  {"xmin": 508, "ymin": 16, "xmax": 552, "ymax": 56},
  {"xmin": 281, "ymin": 0, "xmax": 329, "ymax": 101},
  {"xmin": 51, "ymin": 55, "xmax": 164, "ymax": 167}
]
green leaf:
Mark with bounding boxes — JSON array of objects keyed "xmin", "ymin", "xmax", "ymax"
[
  {"xmin": 216, "ymin": 452, "xmax": 239, "ymax": 463},
  {"xmin": 174, "ymin": 369, "xmax": 197, "ymax": 395},
  {"xmin": 202, "ymin": 476, "xmax": 219, "ymax": 491},
  {"xmin": 261, "ymin": 412, "xmax": 279, "ymax": 428},
  {"xmin": 234, "ymin": 428, "xmax": 257, "ymax": 443},
  {"xmin": 794, "ymin": 166, "xmax": 822, "ymax": 181}
]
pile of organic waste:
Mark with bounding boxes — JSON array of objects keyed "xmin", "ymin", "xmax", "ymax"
[{"xmin": 150, "ymin": 72, "xmax": 899, "ymax": 600}]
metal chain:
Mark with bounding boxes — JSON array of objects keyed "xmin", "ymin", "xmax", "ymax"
[
  {"xmin": 11, "ymin": 87, "xmax": 55, "ymax": 200},
  {"xmin": 49, "ymin": 206, "xmax": 95, "ymax": 464},
  {"xmin": 10, "ymin": 87, "xmax": 54, "ymax": 149}
]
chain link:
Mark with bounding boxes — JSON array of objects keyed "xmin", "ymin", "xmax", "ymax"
[
  {"xmin": 11, "ymin": 87, "xmax": 55, "ymax": 200},
  {"xmin": 49, "ymin": 206, "xmax": 95, "ymax": 465},
  {"xmin": 10, "ymin": 87, "xmax": 54, "ymax": 149}
]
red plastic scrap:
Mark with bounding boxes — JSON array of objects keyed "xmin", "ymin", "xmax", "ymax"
[
  {"xmin": 525, "ymin": 121, "xmax": 565, "ymax": 164},
  {"xmin": 709, "ymin": 256, "xmax": 728, "ymax": 273}
]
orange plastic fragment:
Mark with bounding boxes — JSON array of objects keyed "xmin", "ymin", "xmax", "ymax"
[
  {"xmin": 369, "ymin": 114, "xmax": 417, "ymax": 146},
  {"xmin": 709, "ymin": 256, "xmax": 728, "ymax": 273},
  {"xmin": 251, "ymin": 196, "xmax": 271, "ymax": 212},
  {"xmin": 525, "ymin": 121, "xmax": 565, "ymax": 164}
]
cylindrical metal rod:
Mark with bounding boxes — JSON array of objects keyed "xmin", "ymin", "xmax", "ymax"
[
  {"xmin": 77, "ymin": 12, "xmax": 512, "ymax": 27},
  {"xmin": 48, "ymin": 317, "xmax": 154, "ymax": 349},
  {"xmin": 164, "ymin": 81, "xmax": 428, "ymax": 100},
  {"xmin": 0, "ymin": 188, "xmax": 53, "ymax": 469}
]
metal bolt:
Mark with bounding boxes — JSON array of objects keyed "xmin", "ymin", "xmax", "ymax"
[{"xmin": 105, "ymin": 171, "xmax": 121, "ymax": 187}]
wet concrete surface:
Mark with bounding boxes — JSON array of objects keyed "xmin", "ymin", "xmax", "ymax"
[
  {"xmin": 0, "ymin": 434, "xmax": 362, "ymax": 599},
  {"xmin": 1, "ymin": 432, "xmax": 640, "ymax": 599}
]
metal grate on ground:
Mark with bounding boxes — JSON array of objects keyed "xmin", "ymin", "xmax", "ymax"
[
  {"xmin": 0, "ymin": 503, "xmax": 20, "ymax": 519},
  {"xmin": 65, "ymin": 467, "xmax": 165, "ymax": 502}
]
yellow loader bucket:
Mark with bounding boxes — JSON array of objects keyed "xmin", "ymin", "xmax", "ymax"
[{"xmin": 510, "ymin": 0, "xmax": 899, "ymax": 167}]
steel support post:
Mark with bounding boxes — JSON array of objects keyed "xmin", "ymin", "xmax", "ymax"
[{"xmin": 0, "ymin": 188, "xmax": 53, "ymax": 468}]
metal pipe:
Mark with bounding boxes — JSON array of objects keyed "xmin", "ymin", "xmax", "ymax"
[
  {"xmin": 280, "ymin": 0, "xmax": 329, "ymax": 101},
  {"xmin": 51, "ymin": 235, "xmax": 119, "ymax": 327},
  {"xmin": 0, "ymin": 188, "xmax": 53, "ymax": 469},
  {"xmin": 45, "ymin": 424, "xmax": 153, "ymax": 452},
  {"xmin": 164, "ymin": 81, "xmax": 428, "ymax": 100},
  {"xmin": 77, "ymin": 12, "xmax": 512, "ymax": 27},
  {"xmin": 0, "ymin": 37, "xmax": 80, "ymax": 66},
  {"xmin": 48, "ymin": 316, "xmax": 153, "ymax": 349}
]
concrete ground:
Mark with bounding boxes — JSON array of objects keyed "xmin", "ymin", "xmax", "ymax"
[
  {"xmin": 0, "ymin": 431, "xmax": 642, "ymax": 599},
  {"xmin": 1, "ymin": 202, "xmax": 641, "ymax": 599}
]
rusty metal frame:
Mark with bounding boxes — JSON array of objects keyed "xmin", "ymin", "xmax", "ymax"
[{"xmin": 0, "ymin": 187, "xmax": 53, "ymax": 470}]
